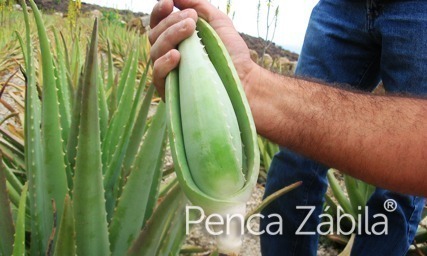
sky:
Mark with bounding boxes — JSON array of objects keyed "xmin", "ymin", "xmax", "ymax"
[{"xmin": 82, "ymin": 0, "xmax": 319, "ymax": 53}]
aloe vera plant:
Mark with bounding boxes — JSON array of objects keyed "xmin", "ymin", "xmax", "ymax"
[
  {"xmin": 0, "ymin": 1, "xmax": 188, "ymax": 255},
  {"xmin": 166, "ymin": 18, "xmax": 260, "ymax": 254}
]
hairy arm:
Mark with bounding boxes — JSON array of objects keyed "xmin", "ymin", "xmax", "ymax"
[{"xmin": 246, "ymin": 65, "xmax": 427, "ymax": 196}]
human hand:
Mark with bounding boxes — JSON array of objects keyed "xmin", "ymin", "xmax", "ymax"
[{"xmin": 149, "ymin": 0, "xmax": 256, "ymax": 98}]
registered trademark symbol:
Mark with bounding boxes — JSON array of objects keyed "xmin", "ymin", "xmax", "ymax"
[{"xmin": 384, "ymin": 199, "xmax": 397, "ymax": 212}]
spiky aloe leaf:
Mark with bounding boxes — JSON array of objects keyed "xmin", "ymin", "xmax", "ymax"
[
  {"xmin": 109, "ymin": 102, "xmax": 167, "ymax": 256},
  {"xmin": 106, "ymin": 40, "xmax": 114, "ymax": 92},
  {"xmin": 20, "ymin": 0, "xmax": 53, "ymax": 254},
  {"xmin": 0, "ymin": 154, "xmax": 15, "ymax": 256},
  {"xmin": 3, "ymin": 161, "xmax": 23, "ymax": 197},
  {"xmin": 28, "ymin": 0, "xmax": 68, "ymax": 224},
  {"xmin": 157, "ymin": 199, "xmax": 188, "ymax": 256},
  {"xmin": 53, "ymin": 194, "xmax": 75, "ymax": 256},
  {"xmin": 102, "ymin": 46, "xmax": 138, "ymax": 165},
  {"xmin": 0, "ymin": 140, "xmax": 25, "ymax": 170},
  {"xmin": 121, "ymin": 83, "xmax": 155, "ymax": 178},
  {"xmin": 66, "ymin": 66, "xmax": 85, "ymax": 173},
  {"xmin": 72, "ymin": 19, "xmax": 110, "ymax": 255},
  {"xmin": 127, "ymin": 184, "xmax": 187, "ymax": 256},
  {"xmin": 344, "ymin": 174, "xmax": 365, "ymax": 213},
  {"xmin": 97, "ymin": 62, "xmax": 109, "ymax": 141},
  {"xmin": 166, "ymin": 18, "xmax": 260, "ymax": 253},
  {"xmin": 70, "ymin": 34, "xmax": 82, "ymax": 89},
  {"xmin": 104, "ymin": 63, "xmax": 151, "ymax": 219},
  {"xmin": 0, "ymin": 123, "xmax": 24, "ymax": 153},
  {"xmin": 12, "ymin": 183, "xmax": 28, "ymax": 256},
  {"xmin": 53, "ymin": 29, "xmax": 72, "ymax": 143},
  {"xmin": 327, "ymin": 169, "xmax": 355, "ymax": 217}
]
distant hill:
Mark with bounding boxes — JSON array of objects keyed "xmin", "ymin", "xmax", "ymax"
[
  {"xmin": 240, "ymin": 33, "xmax": 299, "ymax": 61},
  {"xmin": 32, "ymin": 0, "xmax": 299, "ymax": 61}
]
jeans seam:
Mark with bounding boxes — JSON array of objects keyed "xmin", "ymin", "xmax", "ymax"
[
  {"xmin": 291, "ymin": 164, "xmax": 321, "ymax": 256},
  {"xmin": 406, "ymin": 196, "xmax": 423, "ymax": 245}
]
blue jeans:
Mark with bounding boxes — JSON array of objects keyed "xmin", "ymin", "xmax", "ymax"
[{"xmin": 260, "ymin": 0, "xmax": 427, "ymax": 255}]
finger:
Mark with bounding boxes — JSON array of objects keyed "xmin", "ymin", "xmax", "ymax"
[
  {"xmin": 150, "ymin": 0, "xmax": 174, "ymax": 29},
  {"xmin": 152, "ymin": 49, "xmax": 180, "ymax": 100},
  {"xmin": 173, "ymin": 0, "xmax": 227, "ymax": 22},
  {"xmin": 149, "ymin": 8, "xmax": 197, "ymax": 45},
  {"xmin": 150, "ymin": 17, "xmax": 196, "ymax": 62}
]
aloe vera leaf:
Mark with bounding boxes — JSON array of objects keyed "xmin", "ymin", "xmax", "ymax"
[
  {"xmin": 197, "ymin": 19, "xmax": 258, "ymax": 179},
  {"xmin": 166, "ymin": 20, "xmax": 259, "ymax": 211},
  {"xmin": 21, "ymin": 1, "xmax": 53, "ymax": 254},
  {"xmin": 324, "ymin": 194, "xmax": 338, "ymax": 216},
  {"xmin": 121, "ymin": 83, "xmax": 155, "ymax": 178},
  {"xmin": 53, "ymin": 194, "xmax": 75, "ymax": 256},
  {"xmin": 59, "ymin": 32, "xmax": 76, "ymax": 105},
  {"xmin": 59, "ymin": 32, "xmax": 71, "ymax": 77},
  {"xmin": 103, "ymin": 64, "xmax": 151, "ymax": 217},
  {"xmin": 3, "ymin": 161, "xmax": 23, "ymax": 196},
  {"xmin": 327, "ymin": 169, "xmax": 356, "ymax": 218},
  {"xmin": 72, "ymin": 19, "xmax": 110, "ymax": 256},
  {"xmin": 126, "ymin": 184, "xmax": 186, "ymax": 256},
  {"xmin": 158, "ymin": 176, "xmax": 178, "ymax": 199},
  {"xmin": 6, "ymin": 180, "xmax": 22, "ymax": 209},
  {"xmin": 106, "ymin": 40, "xmax": 114, "ymax": 92},
  {"xmin": 102, "ymin": 47, "xmax": 137, "ymax": 166},
  {"xmin": 338, "ymin": 234, "xmax": 355, "ymax": 256},
  {"xmin": 109, "ymin": 102, "xmax": 167, "ymax": 256},
  {"xmin": 178, "ymin": 31, "xmax": 244, "ymax": 197},
  {"xmin": 362, "ymin": 181, "xmax": 375, "ymax": 204},
  {"xmin": 0, "ymin": 126, "xmax": 24, "ymax": 153},
  {"xmin": 53, "ymin": 29, "xmax": 72, "ymax": 143},
  {"xmin": 108, "ymin": 73, "xmax": 119, "ymax": 120},
  {"xmin": 70, "ymin": 34, "xmax": 82, "ymax": 89},
  {"xmin": 245, "ymin": 181, "xmax": 302, "ymax": 222},
  {"xmin": 258, "ymin": 136, "xmax": 272, "ymax": 171},
  {"xmin": 28, "ymin": 0, "xmax": 68, "ymax": 223},
  {"xmin": 97, "ymin": 59, "xmax": 108, "ymax": 141},
  {"xmin": 157, "ymin": 199, "xmax": 187, "ymax": 256},
  {"xmin": 344, "ymin": 174, "xmax": 365, "ymax": 213},
  {"xmin": 0, "ymin": 138, "xmax": 24, "ymax": 164},
  {"xmin": 12, "ymin": 183, "xmax": 28, "ymax": 256},
  {"xmin": 15, "ymin": 32, "xmax": 27, "ymax": 70},
  {"xmin": 0, "ymin": 155, "xmax": 15, "ymax": 256},
  {"xmin": 66, "ymin": 66, "xmax": 84, "ymax": 173},
  {"xmin": 167, "ymin": 21, "xmax": 259, "ymax": 253}
]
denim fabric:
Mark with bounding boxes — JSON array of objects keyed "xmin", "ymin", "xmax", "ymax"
[{"xmin": 260, "ymin": 0, "xmax": 427, "ymax": 255}]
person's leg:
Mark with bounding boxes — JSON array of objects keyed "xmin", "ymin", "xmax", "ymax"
[
  {"xmin": 350, "ymin": 0, "xmax": 427, "ymax": 254},
  {"xmin": 260, "ymin": 0, "xmax": 382, "ymax": 255}
]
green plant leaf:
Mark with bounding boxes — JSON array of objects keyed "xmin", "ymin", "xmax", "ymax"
[
  {"xmin": 327, "ymin": 169, "xmax": 355, "ymax": 218},
  {"xmin": 121, "ymin": 83, "xmax": 155, "ymax": 178},
  {"xmin": 28, "ymin": 0, "xmax": 68, "ymax": 226},
  {"xmin": 72, "ymin": 19, "xmax": 110, "ymax": 256},
  {"xmin": 102, "ymin": 45, "xmax": 138, "ymax": 166},
  {"xmin": 53, "ymin": 194, "xmax": 75, "ymax": 256},
  {"xmin": 103, "ymin": 63, "xmax": 151, "ymax": 218},
  {"xmin": 53, "ymin": 28, "xmax": 72, "ymax": 144},
  {"xmin": 21, "ymin": 1, "xmax": 53, "ymax": 254},
  {"xmin": 0, "ymin": 154, "xmax": 15, "ymax": 256},
  {"xmin": 126, "ymin": 184, "xmax": 187, "ymax": 256},
  {"xmin": 12, "ymin": 183, "xmax": 28, "ymax": 256},
  {"xmin": 109, "ymin": 102, "xmax": 167, "ymax": 256}
]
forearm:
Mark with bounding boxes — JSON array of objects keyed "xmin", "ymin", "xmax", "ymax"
[{"xmin": 245, "ymin": 65, "xmax": 427, "ymax": 196}]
